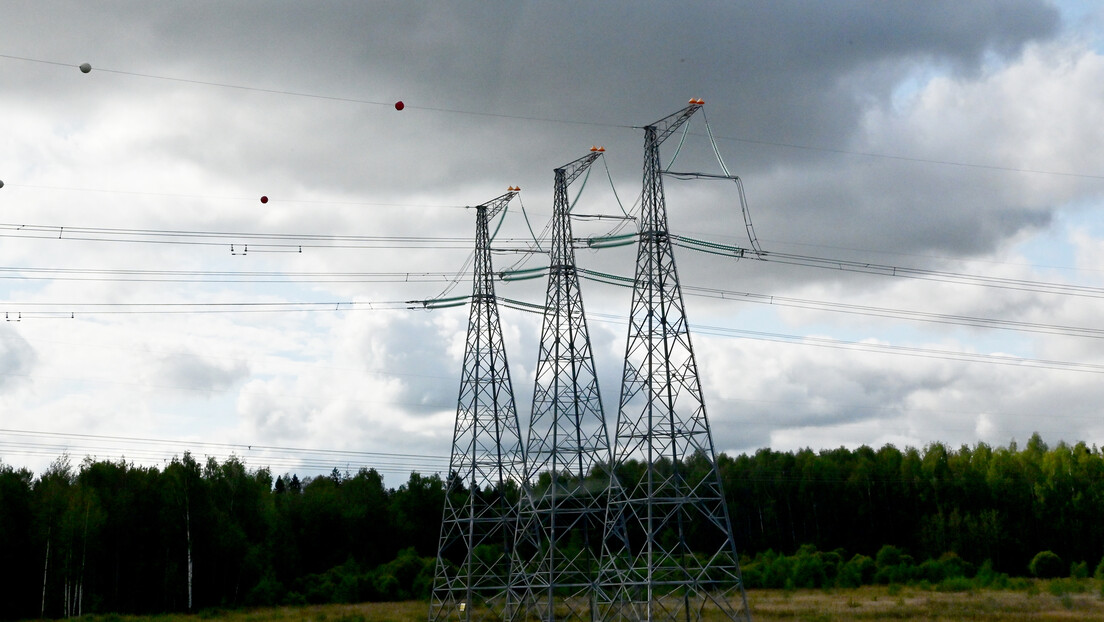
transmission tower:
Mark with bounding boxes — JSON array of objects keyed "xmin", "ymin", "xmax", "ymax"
[
  {"xmin": 509, "ymin": 150, "xmax": 618, "ymax": 621},
  {"xmin": 431, "ymin": 189, "xmax": 528, "ymax": 622},
  {"xmin": 597, "ymin": 102, "xmax": 752, "ymax": 621}
]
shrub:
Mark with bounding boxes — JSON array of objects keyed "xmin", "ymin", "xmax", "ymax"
[
  {"xmin": 244, "ymin": 571, "xmax": 284, "ymax": 606},
  {"xmin": 1094, "ymin": 555, "xmax": 1104, "ymax": 581},
  {"xmin": 837, "ymin": 554, "xmax": 875, "ymax": 588},
  {"xmin": 284, "ymin": 591, "xmax": 308, "ymax": 606},
  {"xmin": 974, "ymin": 560, "xmax": 1010, "ymax": 589},
  {"xmin": 760, "ymin": 550, "xmax": 795, "ymax": 589},
  {"xmin": 293, "ymin": 558, "xmax": 366, "ymax": 604},
  {"xmin": 791, "ymin": 555, "xmax": 826, "ymax": 588},
  {"xmin": 739, "ymin": 559, "xmax": 765, "ymax": 589},
  {"xmin": 370, "ymin": 571, "xmax": 400, "ymax": 601},
  {"xmin": 875, "ymin": 545, "xmax": 905, "ymax": 569},
  {"xmin": 820, "ymin": 549, "xmax": 844, "ymax": 583},
  {"xmin": 918, "ymin": 552, "xmax": 971, "ymax": 583},
  {"xmin": 874, "ymin": 545, "xmax": 916, "ymax": 585},
  {"xmin": 740, "ymin": 549, "xmax": 788, "ymax": 589},
  {"xmin": 937, "ymin": 576, "xmax": 973, "ymax": 592},
  {"xmin": 1029, "ymin": 551, "xmax": 1065, "ymax": 579},
  {"xmin": 366, "ymin": 547, "xmax": 436, "ymax": 600},
  {"xmin": 1070, "ymin": 560, "xmax": 1088, "ymax": 579},
  {"xmin": 791, "ymin": 547, "xmax": 828, "ymax": 588}
]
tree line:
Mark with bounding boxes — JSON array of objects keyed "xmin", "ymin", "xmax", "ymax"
[
  {"xmin": 0, "ymin": 454, "xmax": 443, "ymax": 620},
  {"xmin": 1, "ymin": 433, "xmax": 1102, "ymax": 618},
  {"xmin": 721, "ymin": 433, "xmax": 1104, "ymax": 572}
]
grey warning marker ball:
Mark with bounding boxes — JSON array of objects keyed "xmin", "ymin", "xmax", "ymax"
[
  {"xmin": 79, "ymin": 63, "xmax": 92, "ymax": 73},
  {"xmin": 0, "ymin": 180, "xmax": 4, "ymax": 189}
]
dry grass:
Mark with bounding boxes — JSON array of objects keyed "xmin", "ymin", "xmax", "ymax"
[
  {"xmin": 750, "ymin": 585, "xmax": 1104, "ymax": 621},
  {"xmin": 47, "ymin": 583, "xmax": 1104, "ymax": 622}
]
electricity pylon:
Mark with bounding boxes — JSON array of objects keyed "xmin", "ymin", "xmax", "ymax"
[
  {"xmin": 431, "ymin": 189, "xmax": 528, "ymax": 622},
  {"xmin": 509, "ymin": 150, "xmax": 617, "ymax": 621},
  {"xmin": 598, "ymin": 102, "xmax": 752, "ymax": 621}
]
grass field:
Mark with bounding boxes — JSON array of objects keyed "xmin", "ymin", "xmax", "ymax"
[{"xmin": 49, "ymin": 583, "xmax": 1104, "ymax": 622}]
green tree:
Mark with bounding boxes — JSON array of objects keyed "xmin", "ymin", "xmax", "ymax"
[
  {"xmin": 390, "ymin": 472, "xmax": 445, "ymax": 557},
  {"xmin": 1028, "ymin": 550, "xmax": 1064, "ymax": 579}
]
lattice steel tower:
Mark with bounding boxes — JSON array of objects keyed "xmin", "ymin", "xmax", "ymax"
[
  {"xmin": 509, "ymin": 151, "xmax": 617, "ymax": 621},
  {"xmin": 431, "ymin": 190, "xmax": 528, "ymax": 622},
  {"xmin": 598, "ymin": 102, "xmax": 751, "ymax": 621}
]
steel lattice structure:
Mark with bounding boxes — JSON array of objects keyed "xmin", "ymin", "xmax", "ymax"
[
  {"xmin": 597, "ymin": 103, "xmax": 752, "ymax": 621},
  {"xmin": 508, "ymin": 151, "xmax": 618, "ymax": 622},
  {"xmin": 431, "ymin": 190, "xmax": 528, "ymax": 622}
]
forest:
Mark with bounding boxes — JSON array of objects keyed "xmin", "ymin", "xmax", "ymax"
[{"xmin": 2, "ymin": 433, "xmax": 1104, "ymax": 619}]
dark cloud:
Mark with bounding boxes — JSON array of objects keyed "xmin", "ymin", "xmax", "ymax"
[{"xmin": 1, "ymin": 1, "xmax": 1060, "ymax": 178}]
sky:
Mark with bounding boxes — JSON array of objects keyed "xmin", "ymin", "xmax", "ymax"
[{"xmin": 3, "ymin": 1, "xmax": 1104, "ymax": 483}]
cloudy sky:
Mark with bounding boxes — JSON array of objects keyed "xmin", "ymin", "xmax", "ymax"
[{"xmin": 3, "ymin": 1, "xmax": 1104, "ymax": 482}]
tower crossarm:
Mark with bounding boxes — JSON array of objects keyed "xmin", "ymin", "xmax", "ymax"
[
  {"xmin": 645, "ymin": 100, "xmax": 703, "ymax": 148},
  {"xmin": 473, "ymin": 189, "xmax": 519, "ymax": 222},
  {"xmin": 554, "ymin": 151, "xmax": 602, "ymax": 189}
]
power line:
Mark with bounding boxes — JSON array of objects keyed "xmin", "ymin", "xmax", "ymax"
[
  {"xmin": 0, "ymin": 442, "xmax": 442, "ymax": 472},
  {"xmin": 583, "ymin": 311, "xmax": 1104, "ymax": 375},
  {"xmin": 0, "ymin": 266, "xmax": 467, "ymax": 284},
  {"xmin": 5, "ymin": 259, "xmax": 1104, "ymax": 374},
  {"xmin": 0, "ymin": 302, "xmax": 412, "ymax": 318},
  {"xmin": 0, "ymin": 222, "xmax": 482, "ymax": 249},
  {"xmin": 10, "ymin": 277, "xmax": 1104, "ymax": 340},
  {"xmin": 0, "ymin": 53, "xmax": 634, "ymax": 130},
  {"xmin": 667, "ymin": 234, "xmax": 1104, "ymax": 300},
  {"xmin": 710, "ymin": 134, "xmax": 1104, "ymax": 181},
  {"xmin": 7, "ymin": 284, "xmax": 1104, "ymax": 372},
  {"xmin": 0, "ymin": 428, "xmax": 450, "ymax": 478},
  {"xmin": 679, "ymin": 284, "xmax": 1104, "ymax": 340},
  {"xmin": 0, "ymin": 428, "xmax": 445, "ymax": 461},
  {"xmin": 4, "ymin": 182, "xmax": 468, "ymax": 209},
  {"xmin": 0, "ymin": 223, "xmax": 549, "ymax": 254},
  {"xmin": 571, "ymin": 267, "xmax": 1104, "ymax": 340},
  {"xmin": 752, "ymin": 236, "xmax": 1104, "ymax": 277},
  {"xmin": 696, "ymin": 325, "xmax": 1104, "ymax": 374},
  {"xmin": 5, "ymin": 221, "xmax": 1104, "ymax": 301},
  {"xmin": 2, "ymin": 52, "xmax": 1100, "ymax": 181}
]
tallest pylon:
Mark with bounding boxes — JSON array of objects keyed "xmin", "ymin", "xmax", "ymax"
[{"xmin": 598, "ymin": 102, "xmax": 751, "ymax": 621}]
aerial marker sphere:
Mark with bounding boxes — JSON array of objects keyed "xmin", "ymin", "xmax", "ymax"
[
  {"xmin": 0, "ymin": 180, "xmax": 4, "ymax": 189},
  {"xmin": 394, "ymin": 100, "xmax": 405, "ymax": 111},
  {"xmin": 260, "ymin": 195, "xmax": 269, "ymax": 204},
  {"xmin": 79, "ymin": 62, "xmax": 92, "ymax": 73}
]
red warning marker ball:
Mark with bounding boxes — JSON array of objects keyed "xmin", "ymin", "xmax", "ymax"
[
  {"xmin": 394, "ymin": 101, "xmax": 405, "ymax": 111},
  {"xmin": 260, "ymin": 195, "xmax": 269, "ymax": 204}
]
